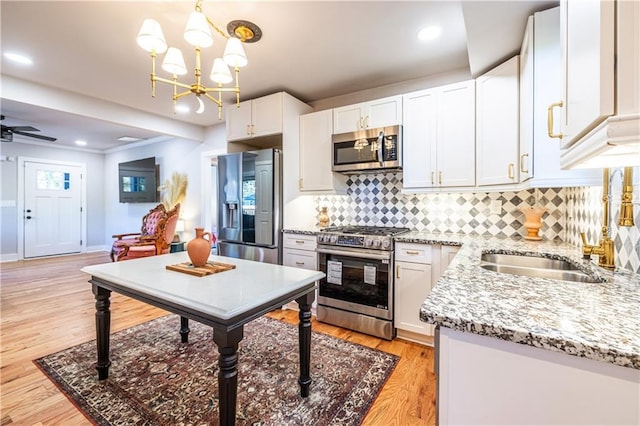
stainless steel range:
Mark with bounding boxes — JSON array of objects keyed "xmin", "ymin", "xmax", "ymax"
[{"xmin": 316, "ymin": 225, "xmax": 410, "ymax": 340}]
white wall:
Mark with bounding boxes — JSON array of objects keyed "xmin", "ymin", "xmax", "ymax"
[{"xmin": 103, "ymin": 125, "xmax": 226, "ymax": 245}]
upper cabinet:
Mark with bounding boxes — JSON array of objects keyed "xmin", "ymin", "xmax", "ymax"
[
  {"xmin": 476, "ymin": 56, "xmax": 520, "ymax": 186},
  {"xmin": 559, "ymin": 0, "xmax": 614, "ymax": 149},
  {"xmin": 299, "ymin": 110, "xmax": 346, "ymax": 193},
  {"xmin": 520, "ymin": 7, "xmax": 599, "ymax": 186},
  {"xmin": 332, "ymin": 95, "xmax": 402, "ymax": 134},
  {"xmin": 403, "ymin": 80, "xmax": 476, "ymax": 189},
  {"xmin": 558, "ymin": 0, "xmax": 640, "ymax": 168},
  {"xmin": 226, "ymin": 92, "xmax": 284, "ymax": 141}
]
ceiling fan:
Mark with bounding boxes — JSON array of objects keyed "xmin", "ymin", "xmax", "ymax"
[{"xmin": 1, "ymin": 115, "xmax": 57, "ymax": 142}]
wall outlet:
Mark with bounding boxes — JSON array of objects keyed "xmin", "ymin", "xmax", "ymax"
[{"xmin": 490, "ymin": 200, "xmax": 502, "ymax": 215}]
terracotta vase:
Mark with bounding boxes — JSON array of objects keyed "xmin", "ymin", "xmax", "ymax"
[
  {"xmin": 520, "ymin": 206, "xmax": 546, "ymax": 241},
  {"xmin": 187, "ymin": 228, "xmax": 212, "ymax": 267},
  {"xmin": 318, "ymin": 207, "xmax": 330, "ymax": 228}
]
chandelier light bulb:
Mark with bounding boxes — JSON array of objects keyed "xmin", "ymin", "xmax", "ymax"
[
  {"xmin": 161, "ymin": 47, "xmax": 188, "ymax": 75},
  {"xmin": 210, "ymin": 58, "xmax": 233, "ymax": 84},
  {"xmin": 223, "ymin": 37, "xmax": 248, "ymax": 68},
  {"xmin": 184, "ymin": 11, "xmax": 213, "ymax": 47},
  {"xmin": 137, "ymin": 19, "xmax": 167, "ymax": 53}
]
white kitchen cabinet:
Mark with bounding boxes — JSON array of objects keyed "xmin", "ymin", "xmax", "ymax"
[
  {"xmin": 437, "ymin": 327, "xmax": 640, "ymax": 425},
  {"xmin": 332, "ymin": 95, "xmax": 402, "ymax": 134},
  {"xmin": 476, "ymin": 56, "xmax": 520, "ymax": 186},
  {"xmin": 440, "ymin": 245, "xmax": 459, "ymax": 269},
  {"xmin": 403, "ymin": 80, "xmax": 476, "ymax": 190},
  {"xmin": 519, "ymin": 16, "xmax": 534, "ymax": 183},
  {"xmin": 282, "ymin": 232, "xmax": 318, "ymax": 312},
  {"xmin": 520, "ymin": 7, "xmax": 600, "ymax": 186},
  {"xmin": 395, "ymin": 243, "xmax": 459, "ymax": 345},
  {"xmin": 299, "ymin": 110, "xmax": 347, "ymax": 193},
  {"xmin": 395, "ymin": 243, "xmax": 434, "ymax": 338},
  {"xmin": 559, "ymin": 0, "xmax": 614, "ymax": 149},
  {"xmin": 558, "ymin": 0, "xmax": 639, "ymax": 169},
  {"xmin": 226, "ymin": 92, "xmax": 284, "ymax": 141}
]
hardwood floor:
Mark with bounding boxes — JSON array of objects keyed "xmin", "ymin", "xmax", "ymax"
[{"xmin": 0, "ymin": 252, "xmax": 436, "ymax": 425}]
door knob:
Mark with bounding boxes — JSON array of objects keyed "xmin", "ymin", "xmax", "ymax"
[
  {"xmin": 26, "ymin": 209, "xmax": 32, "ymax": 213},
  {"xmin": 26, "ymin": 216, "xmax": 32, "ymax": 219}
]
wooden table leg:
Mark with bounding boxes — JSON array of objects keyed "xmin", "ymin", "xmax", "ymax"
[
  {"xmin": 92, "ymin": 284, "xmax": 111, "ymax": 380},
  {"xmin": 213, "ymin": 326, "xmax": 244, "ymax": 426},
  {"xmin": 180, "ymin": 316, "xmax": 190, "ymax": 343},
  {"xmin": 296, "ymin": 290, "xmax": 315, "ymax": 397}
]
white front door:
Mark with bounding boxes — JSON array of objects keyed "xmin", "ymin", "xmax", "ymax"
[{"xmin": 24, "ymin": 161, "xmax": 82, "ymax": 258}]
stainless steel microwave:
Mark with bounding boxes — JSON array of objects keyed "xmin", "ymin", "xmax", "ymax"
[{"xmin": 331, "ymin": 125, "xmax": 402, "ymax": 173}]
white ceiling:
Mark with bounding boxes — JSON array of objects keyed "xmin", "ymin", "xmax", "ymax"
[{"xmin": 0, "ymin": 0, "xmax": 557, "ymax": 152}]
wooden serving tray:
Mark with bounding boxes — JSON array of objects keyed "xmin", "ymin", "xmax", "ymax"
[{"xmin": 166, "ymin": 261, "xmax": 236, "ymax": 277}]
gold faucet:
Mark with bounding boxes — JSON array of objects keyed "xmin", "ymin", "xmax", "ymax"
[{"xmin": 580, "ymin": 168, "xmax": 616, "ymax": 269}]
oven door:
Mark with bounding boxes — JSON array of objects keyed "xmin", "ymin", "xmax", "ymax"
[{"xmin": 317, "ymin": 245, "xmax": 393, "ymax": 320}]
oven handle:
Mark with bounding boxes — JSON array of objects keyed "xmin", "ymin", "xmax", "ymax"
[{"xmin": 316, "ymin": 246, "xmax": 391, "ymax": 261}]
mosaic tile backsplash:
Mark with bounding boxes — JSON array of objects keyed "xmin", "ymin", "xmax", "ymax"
[{"xmin": 314, "ymin": 167, "xmax": 640, "ymax": 274}]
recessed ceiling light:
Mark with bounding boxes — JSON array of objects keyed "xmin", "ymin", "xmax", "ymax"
[
  {"xmin": 117, "ymin": 136, "xmax": 143, "ymax": 142},
  {"xmin": 4, "ymin": 52, "xmax": 33, "ymax": 65},
  {"xmin": 75, "ymin": 140, "xmax": 87, "ymax": 146},
  {"xmin": 417, "ymin": 26, "xmax": 442, "ymax": 42}
]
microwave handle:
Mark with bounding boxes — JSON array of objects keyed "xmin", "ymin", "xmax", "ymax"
[{"xmin": 377, "ymin": 131, "xmax": 384, "ymax": 166}]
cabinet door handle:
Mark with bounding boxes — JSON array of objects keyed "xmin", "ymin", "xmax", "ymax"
[
  {"xmin": 365, "ymin": 116, "xmax": 369, "ymax": 128},
  {"xmin": 547, "ymin": 101, "xmax": 564, "ymax": 139},
  {"xmin": 438, "ymin": 171, "xmax": 443, "ymax": 185},
  {"xmin": 295, "ymin": 240, "xmax": 305, "ymax": 244},
  {"xmin": 251, "ymin": 124, "xmax": 256, "ymax": 135},
  {"xmin": 396, "ymin": 265, "xmax": 400, "ymax": 279},
  {"xmin": 520, "ymin": 153, "xmax": 529, "ymax": 174},
  {"xmin": 406, "ymin": 250, "xmax": 420, "ymax": 255},
  {"xmin": 246, "ymin": 124, "xmax": 251, "ymax": 136},
  {"xmin": 295, "ymin": 261, "xmax": 305, "ymax": 266},
  {"xmin": 508, "ymin": 163, "xmax": 515, "ymax": 180},
  {"xmin": 431, "ymin": 171, "xmax": 435, "ymax": 185},
  {"xmin": 358, "ymin": 117, "xmax": 364, "ymax": 129},
  {"xmin": 299, "ymin": 178, "xmax": 303, "ymax": 190}
]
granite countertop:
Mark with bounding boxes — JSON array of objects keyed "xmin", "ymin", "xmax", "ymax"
[
  {"xmin": 282, "ymin": 227, "xmax": 323, "ymax": 236},
  {"xmin": 406, "ymin": 231, "xmax": 640, "ymax": 370}
]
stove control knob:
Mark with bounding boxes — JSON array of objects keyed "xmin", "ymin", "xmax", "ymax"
[
  {"xmin": 364, "ymin": 238, "xmax": 373, "ymax": 247},
  {"xmin": 330, "ymin": 235, "xmax": 338, "ymax": 244},
  {"xmin": 382, "ymin": 239, "xmax": 391, "ymax": 249},
  {"xmin": 373, "ymin": 239, "xmax": 382, "ymax": 248}
]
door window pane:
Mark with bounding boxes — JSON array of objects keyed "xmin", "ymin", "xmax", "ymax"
[{"xmin": 37, "ymin": 170, "xmax": 71, "ymax": 190}]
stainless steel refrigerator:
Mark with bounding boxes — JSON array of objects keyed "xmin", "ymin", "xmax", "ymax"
[{"xmin": 216, "ymin": 148, "xmax": 282, "ymax": 264}]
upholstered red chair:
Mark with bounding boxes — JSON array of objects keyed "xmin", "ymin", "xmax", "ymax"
[{"xmin": 110, "ymin": 203, "xmax": 180, "ymax": 262}]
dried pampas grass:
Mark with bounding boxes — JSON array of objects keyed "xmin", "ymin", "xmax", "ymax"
[{"xmin": 158, "ymin": 172, "xmax": 188, "ymax": 210}]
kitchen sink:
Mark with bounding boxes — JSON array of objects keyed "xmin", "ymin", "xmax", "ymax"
[{"xmin": 480, "ymin": 253, "xmax": 602, "ymax": 283}]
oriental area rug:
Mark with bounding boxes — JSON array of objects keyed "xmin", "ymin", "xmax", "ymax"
[{"xmin": 34, "ymin": 315, "xmax": 399, "ymax": 425}]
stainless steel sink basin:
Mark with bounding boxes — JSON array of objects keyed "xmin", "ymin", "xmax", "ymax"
[{"xmin": 480, "ymin": 253, "xmax": 602, "ymax": 283}]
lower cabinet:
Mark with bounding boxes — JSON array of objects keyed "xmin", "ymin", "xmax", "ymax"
[
  {"xmin": 395, "ymin": 242, "xmax": 459, "ymax": 345},
  {"xmin": 282, "ymin": 232, "xmax": 318, "ymax": 312}
]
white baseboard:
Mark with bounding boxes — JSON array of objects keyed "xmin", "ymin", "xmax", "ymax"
[
  {"xmin": 86, "ymin": 245, "xmax": 109, "ymax": 253},
  {"xmin": 0, "ymin": 253, "xmax": 19, "ymax": 263}
]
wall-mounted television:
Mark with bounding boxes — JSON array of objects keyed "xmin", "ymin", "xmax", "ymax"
[{"xmin": 118, "ymin": 157, "xmax": 159, "ymax": 203}]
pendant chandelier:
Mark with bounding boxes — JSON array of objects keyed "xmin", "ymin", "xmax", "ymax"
[{"xmin": 136, "ymin": 0, "xmax": 261, "ymax": 119}]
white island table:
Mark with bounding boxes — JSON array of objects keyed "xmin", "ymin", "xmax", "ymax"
[{"xmin": 81, "ymin": 252, "xmax": 325, "ymax": 426}]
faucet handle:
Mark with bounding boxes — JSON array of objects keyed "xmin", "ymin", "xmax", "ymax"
[{"xmin": 580, "ymin": 232, "xmax": 594, "ymax": 259}]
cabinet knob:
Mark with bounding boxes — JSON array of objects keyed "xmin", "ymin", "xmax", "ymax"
[{"xmin": 547, "ymin": 101, "xmax": 564, "ymax": 139}]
